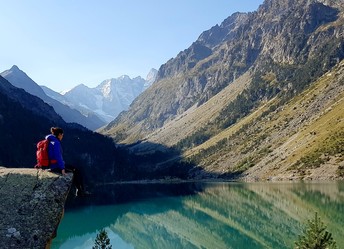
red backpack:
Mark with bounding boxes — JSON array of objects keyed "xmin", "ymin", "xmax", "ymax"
[{"xmin": 35, "ymin": 139, "xmax": 57, "ymax": 168}]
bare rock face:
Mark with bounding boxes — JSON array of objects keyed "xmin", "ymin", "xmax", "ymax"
[{"xmin": 0, "ymin": 167, "xmax": 73, "ymax": 249}]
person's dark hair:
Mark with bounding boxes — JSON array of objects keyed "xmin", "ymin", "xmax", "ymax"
[{"xmin": 51, "ymin": 127, "xmax": 64, "ymax": 136}]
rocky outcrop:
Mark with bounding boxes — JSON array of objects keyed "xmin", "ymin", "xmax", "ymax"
[{"xmin": 0, "ymin": 167, "xmax": 73, "ymax": 249}]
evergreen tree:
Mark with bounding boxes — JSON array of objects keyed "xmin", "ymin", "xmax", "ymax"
[
  {"xmin": 93, "ymin": 229, "xmax": 112, "ymax": 249},
  {"xmin": 295, "ymin": 212, "xmax": 337, "ymax": 249}
]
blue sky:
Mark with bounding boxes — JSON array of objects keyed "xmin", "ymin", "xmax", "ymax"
[{"xmin": 0, "ymin": 0, "xmax": 263, "ymax": 92}]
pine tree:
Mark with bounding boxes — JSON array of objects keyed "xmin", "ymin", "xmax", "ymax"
[
  {"xmin": 295, "ymin": 212, "xmax": 337, "ymax": 249},
  {"xmin": 93, "ymin": 229, "xmax": 112, "ymax": 249}
]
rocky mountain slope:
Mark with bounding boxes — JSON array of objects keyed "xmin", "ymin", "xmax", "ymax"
[
  {"xmin": 186, "ymin": 60, "xmax": 344, "ymax": 180},
  {"xmin": 101, "ymin": 0, "xmax": 344, "ymax": 180},
  {"xmin": 1, "ymin": 66, "xmax": 105, "ymax": 130}
]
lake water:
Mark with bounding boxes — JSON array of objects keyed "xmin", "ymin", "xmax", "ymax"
[{"xmin": 52, "ymin": 181, "xmax": 344, "ymax": 249}]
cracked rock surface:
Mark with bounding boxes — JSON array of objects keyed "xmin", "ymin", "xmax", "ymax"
[{"xmin": 0, "ymin": 167, "xmax": 72, "ymax": 249}]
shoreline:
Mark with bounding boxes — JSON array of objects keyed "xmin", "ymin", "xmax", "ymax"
[{"xmin": 94, "ymin": 177, "xmax": 344, "ymax": 186}]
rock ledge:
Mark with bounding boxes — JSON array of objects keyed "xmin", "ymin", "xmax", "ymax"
[{"xmin": 0, "ymin": 167, "xmax": 73, "ymax": 249}]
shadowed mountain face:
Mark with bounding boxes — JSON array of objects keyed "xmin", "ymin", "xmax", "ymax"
[
  {"xmin": 0, "ymin": 75, "xmax": 198, "ymax": 184},
  {"xmin": 0, "ymin": 75, "xmax": 108, "ymax": 175},
  {"xmin": 0, "ymin": 76, "xmax": 139, "ymax": 184},
  {"xmin": 100, "ymin": 0, "xmax": 344, "ymax": 181}
]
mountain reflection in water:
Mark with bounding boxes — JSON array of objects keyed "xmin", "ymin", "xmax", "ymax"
[{"xmin": 52, "ymin": 181, "xmax": 344, "ymax": 249}]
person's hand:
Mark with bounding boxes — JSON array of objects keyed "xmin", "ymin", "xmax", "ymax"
[{"xmin": 62, "ymin": 169, "xmax": 66, "ymax": 176}]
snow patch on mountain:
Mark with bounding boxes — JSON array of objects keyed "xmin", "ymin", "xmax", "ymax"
[{"xmin": 62, "ymin": 69, "xmax": 157, "ymax": 123}]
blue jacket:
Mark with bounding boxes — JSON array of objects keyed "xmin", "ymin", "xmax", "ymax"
[{"xmin": 46, "ymin": 134, "xmax": 65, "ymax": 170}]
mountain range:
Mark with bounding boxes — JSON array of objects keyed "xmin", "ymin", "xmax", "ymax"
[
  {"xmin": 54, "ymin": 69, "xmax": 157, "ymax": 123},
  {"xmin": 101, "ymin": 0, "xmax": 344, "ymax": 181},
  {"xmin": 1, "ymin": 66, "xmax": 105, "ymax": 130},
  {"xmin": 1, "ymin": 66, "xmax": 157, "ymax": 128}
]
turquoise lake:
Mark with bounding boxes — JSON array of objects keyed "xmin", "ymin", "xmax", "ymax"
[{"xmin": 51, "ymin": 181, "xmax": 344, "ymax": 249}]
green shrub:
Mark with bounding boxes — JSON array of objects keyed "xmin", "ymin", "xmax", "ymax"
[
  {"xmin": 234, "ymin": 156, "xmax": 255, "ymax": 172},
  {"xmin": 295, "ymin": 212, "xmax": 337, "ymax": 249},
  {"xmin": 336, "ymin": 165, "xmax": 344, "ymax": 177},
  {"xmin": 294, "ymin": 152, "xmax": 325, "ymax": 169},
  {"xmin": 93, "ymin": 229, "xmax": 112, "ymax": 249}
]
